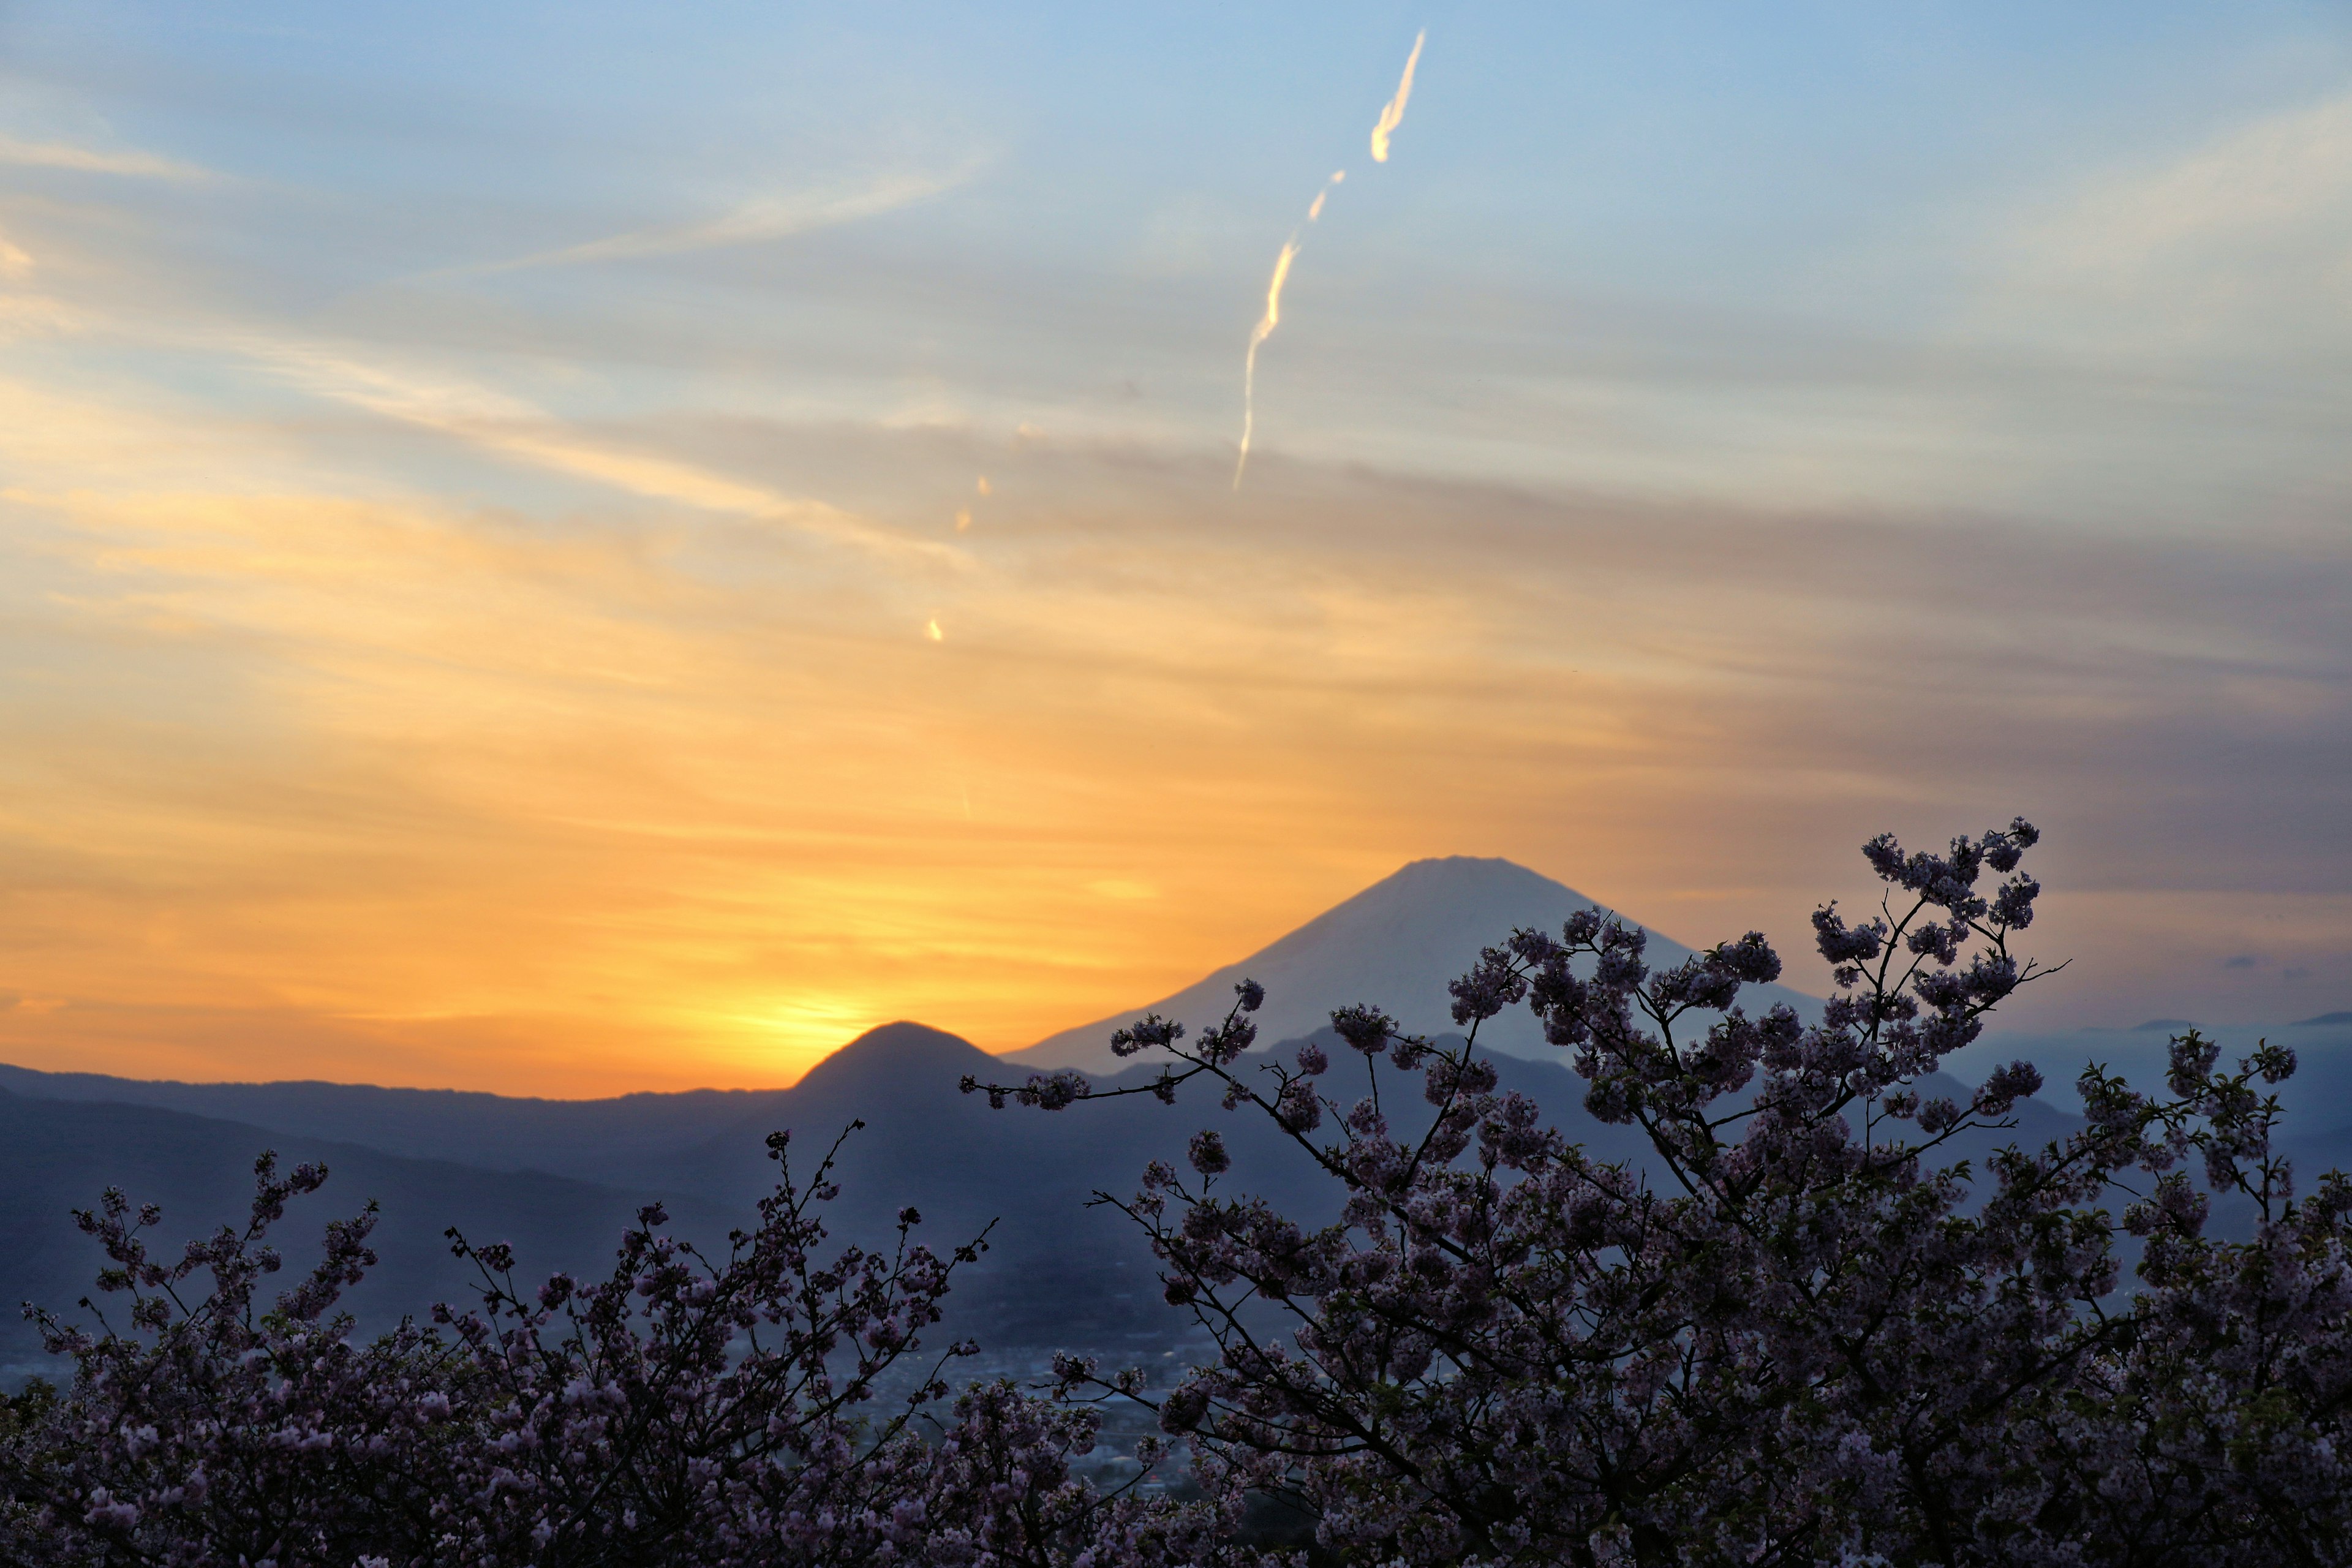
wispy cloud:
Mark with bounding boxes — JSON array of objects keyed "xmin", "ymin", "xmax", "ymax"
[
  {"xmin": 3, "ymin": 7, "xmax": 2346, "ymax": 1092},
  {"xmin": 249, "ymin": 341, "xmax": 966, "ymax": 568},
  {"xmin": 439, "ymin": 169, "xmax": 968, "ymax": 278},
  {"xmin": 2047, "ymin": 94, "xmax": 2352, "ymax": 258},
  {"xmin": 1990, "ymin": 91, "xmax": 2352, "ymax": 353},
  {"xmin": 4, "ymin": 398, "xmax": 2348, "ymax": 1088},
  {"xmin": 0, "ymin": 134, "xmax": 209, "ymax": 180}
]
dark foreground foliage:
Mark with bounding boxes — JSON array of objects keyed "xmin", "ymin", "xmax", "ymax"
[
  {"xmin": 6, "ymin": 820, "xmax": 2350, "ymax": 1565},
  {"xmin": 1, "ymin": 1129, "xmax": 1229, "ymax": 1566},
  {"xmin": 973, "ymin": 820, "xmax": 2352, "ymax": 1566}
]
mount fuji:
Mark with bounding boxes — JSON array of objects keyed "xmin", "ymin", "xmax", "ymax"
[{"xmin": 1014, "ymin": 856, "xmax": 1825, "ymax": 1072}]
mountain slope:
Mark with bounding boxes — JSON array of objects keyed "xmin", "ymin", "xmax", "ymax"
[
  {"xmin": 0, "ymin": 1087, "xmax": 733, "ymax": 1377},
  {"xmin": 1964, "ymin": 1016, "xmax": 2352, "ymax": 1128},
  {"xmin": 1017, "ymin": 856, "xmax": 1823, "ymax": 1071},
  {"xmin": 0, "ymin": 1026, "xmax": 1289, "ymax": 1360},
  {"xmin": 0, "ymin": 1062, "xmax": 794, "ymax": 1192},
  {"xmin": 0, "ymin": 1015, "xmax": 2111, "ymax": 1379}
]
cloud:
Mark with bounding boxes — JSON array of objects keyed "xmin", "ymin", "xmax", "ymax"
[
  {"xmin": 2223, "ymin": 954, "xmax": 2264, "ymax": 970},
  {"xmin": 1992, "ymin": 91, "xmax": 2352, "ymax": 354},
  {"xmin": 5, "ymin": 13, "xmax": 2350, "ymax": 1095},
  {"xmin": 4, "ymin": 417, "xmax": 2350, "ymax": 1088},
  {"xmin": 0, "ymin": 134, "xmax": 209, "ymax": 180},
  {"xmin": 247, "ymin": 341, "xmax": 967, "ymax": 568},
  {"xmin": 437, "ymin": 169, "xmax": 968, "ymax": 278},
  {"xmin": 2049, "ymin": 94, "xmax": 2352, "ymax": 258},
  {"xmin": 0, "ymin": 295, "xmax": 85, "ymax": 344}
]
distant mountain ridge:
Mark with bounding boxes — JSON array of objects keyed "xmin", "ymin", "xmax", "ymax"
[
  {"xmin": 1017, "ymin": 855, "xmax": 1825, "ymax": 1071},
  {"xmin": 1, "ymin": 1018, "xmax": 2068, "ymax": 1383},
  {"xmin": 0, "ymin": 1024, "xmax": 1303, "ymax": 1373},
  {"xmin": 0, "ymin": 1064, "xmax": 793, "ymax": 1186},
  {"xmin": 0, "ymin": 1085, "xmax": 736, "ymax": 1383},
  {"xmin": 8, "ymin": 853, "xmax": 2338, "ymax": 1389}
]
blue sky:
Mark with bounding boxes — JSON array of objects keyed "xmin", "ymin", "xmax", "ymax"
[
  {"xmin": 1, "ymin": 2, "xmax": 2348, "ymax": 1089},
  {"xmin": 15, "ymin": 2, "xmax": 2352, "ymax": 504}
]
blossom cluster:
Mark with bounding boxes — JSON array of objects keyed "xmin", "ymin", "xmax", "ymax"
[
  {"xmin": 1, "ymin": 1127, "xmax": 1229, "ymax": 1566},
  {"xmin": 972, "ymin": 819, "xmax": 2352, "ymax": 1565},
  {"xmin": 11, "ymin": 819, "xmax": 2352, "ymax": 1565}
]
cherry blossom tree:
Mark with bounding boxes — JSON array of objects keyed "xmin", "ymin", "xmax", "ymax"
[
  {"xmin": 2, "ymin": 1126, "xmax": 1226, "ymax": 1566},
  {"xmin": 974, "ymin": 820, "xmax": 2352, "ymax": 1566},
  {"xmin": 10, "ymin": 818, "xmax": 2350, "ymax": 1566}
]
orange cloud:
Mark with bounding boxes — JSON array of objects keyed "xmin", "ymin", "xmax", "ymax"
[
  {"xmin": 1, "ymin": 361, "xmax": 2345, "ymax": 1095},
  {"xmin": 0, "ymin": 433, "xmax": 1679, "ymax": 1092}
]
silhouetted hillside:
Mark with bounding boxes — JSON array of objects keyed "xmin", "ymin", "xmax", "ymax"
[
  {"xmin": 20, "ymin": 875, "xmax": 2311, "ymax": 1389},
  {"xmin": 1967, "ymin": 1017, "xmax": 2352, "ymax": 1125},
  {"xmin": 0, "ymin": 1061, "xmax": 795, "ymax": 1191},
  {"xmin": 2, "ymin": 1017, "xmax": 2097, "ymax": 1387},
  {"xmin": 0, "ymin": 1087, "xmax": 733, "ymax": 1380}
]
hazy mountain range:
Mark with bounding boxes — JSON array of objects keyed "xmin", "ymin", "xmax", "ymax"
[{"xmin": 2, "ymin": 856, "xmax": 2343, "ymax": 1385}]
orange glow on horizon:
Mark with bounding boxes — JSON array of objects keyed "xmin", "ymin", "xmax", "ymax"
[
  {"xmin": 0, "ymin": 382, "xmax": 1675, "ymax": 1096},
  {"xmin": 0, "ymin": 402, "xmax": 1845, "ymax": 1098},
  {"xmin": 4, "ymin": 15, "xmax": 2344, "ymax": 1115}
]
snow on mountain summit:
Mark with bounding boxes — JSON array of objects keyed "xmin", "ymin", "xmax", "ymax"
[{"xmin": 1013, "ymin": 856, "xmax": 1821, "ymax": 1071}]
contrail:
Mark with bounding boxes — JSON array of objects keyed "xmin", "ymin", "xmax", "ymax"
[
  {"xmin": 1234, "ymin": 238, "xmax": 1300, "ymax": 488},
  {"xmin": 1234, "ymin": 171, "xmax": 1349, "ymax": 488},
  {"xmin": 1370, "ymin": 31, "xmax": 1425, "ymax": 162},
  {"xmin": 1232, "ymin": 32, "xmax": 1423, "ymax": 489},
  {"xmin": 1307, "ymin": 168, "xmax": 1344, "ymax": 221}
]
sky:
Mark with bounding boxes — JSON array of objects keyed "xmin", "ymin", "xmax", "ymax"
[{"xmin": 1, "ymin": 1, "xmax": 2348, "ymax": 1096}]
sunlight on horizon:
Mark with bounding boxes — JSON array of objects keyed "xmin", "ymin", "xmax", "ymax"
[{"xmin": 2, "ymin": 4, "xmax": 2348, "ymax": 1095}]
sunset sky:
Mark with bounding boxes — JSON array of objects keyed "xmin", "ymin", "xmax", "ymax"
[{"xmin": 2, "ymin": 2, "xmax": 2348, "ymax": 1095}]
